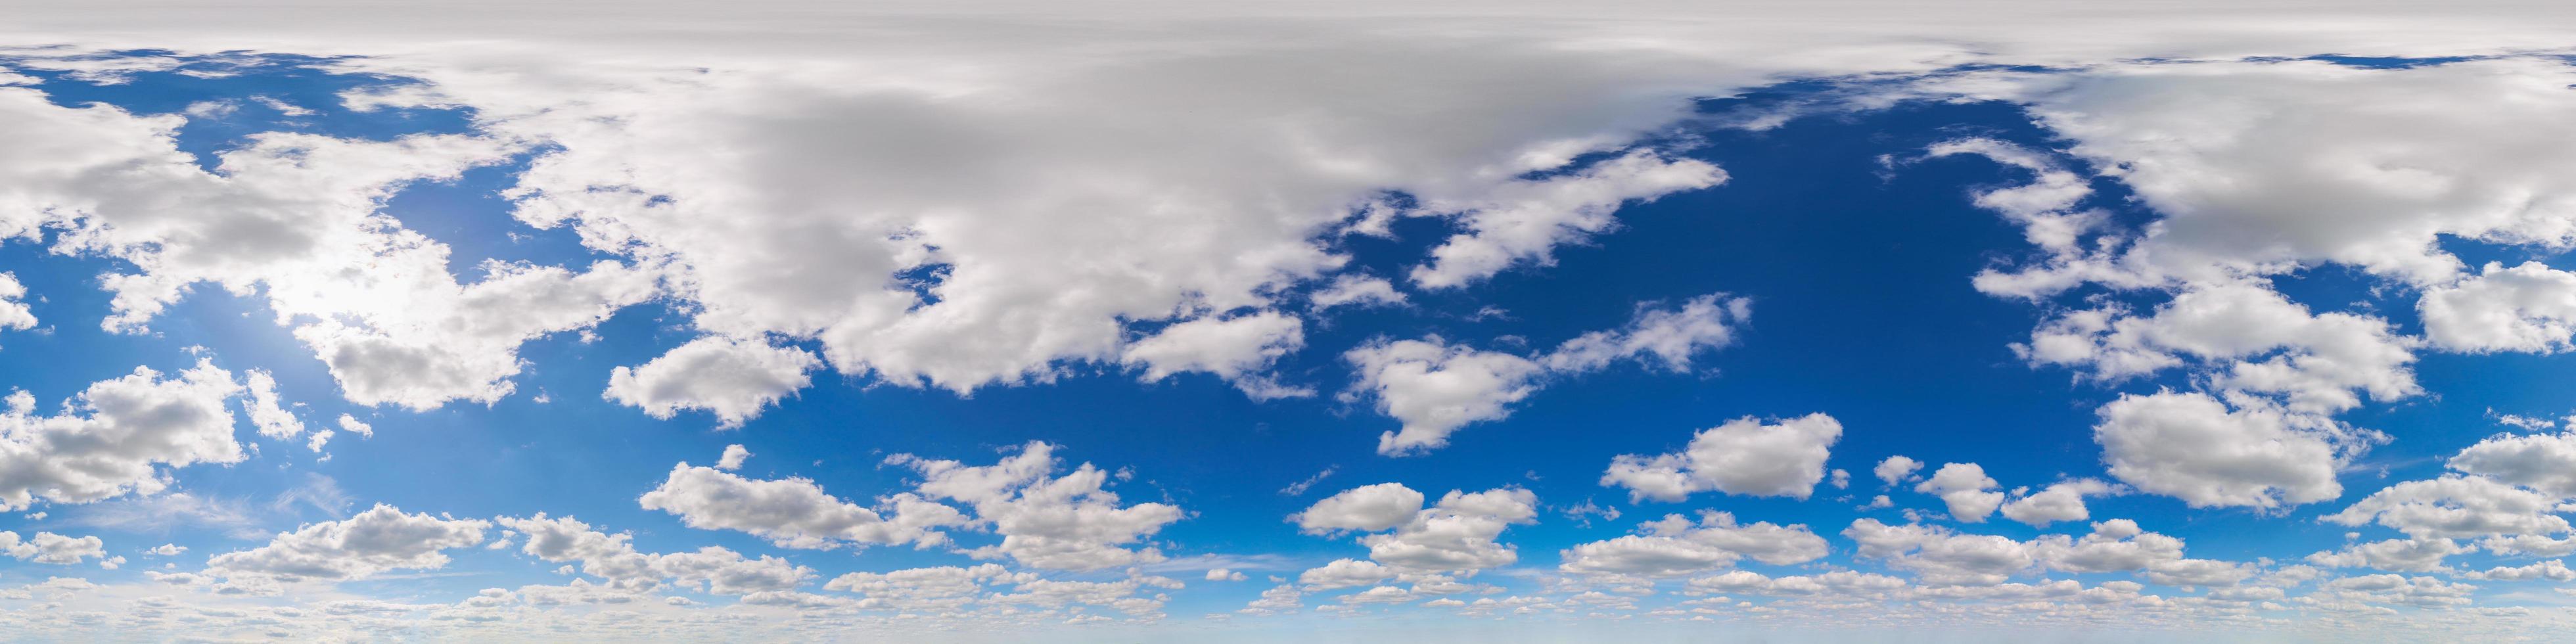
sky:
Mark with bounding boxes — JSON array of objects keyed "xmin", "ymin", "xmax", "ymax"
[{"xmin": 2, "ymin": 1, "xmax": 2576, "ymax": 642}]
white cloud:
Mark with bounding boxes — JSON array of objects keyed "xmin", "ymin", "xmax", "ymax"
[
  {"xmin": 1557, "ymin": 511, "xmax": 1828, "ymax": 577},
  {"xmin": 0, "ymin": 273, "xmax": 34, "ymax": 342},
  {"xmin": 606, "ymin": 336, "xmax": 821, "ymax": 428},
  {"xmin": 1120, "ymin": 311, "xmax": 1308, "ymax": 400},
  {"xmin": 637, "ymin": 463, "xmax": 963, "ymax": 550},
  {"xmin": 1873, "ymin": 455, "xmax": 1922, "ymax": 486},
  {"xmin": 2016, "ymin": 281, "xmax": 2419, "ymax": 414},
  {"xmin": 1913, "ymin": 463, "xmax": 2005, "ymax": 523},
  {"xmin": 1346, "ymin": 294, "xmax": 1748, "ymax": 455},
  {"xmin": 1540, "ymin": 294, "xmax": 1749, "ymax": 374},
  {"xmin": 239, "ymin": 370, "xmax": 304, "ymax": 441},
  {"xmin": 2092, "ymin": 391, "xmax": 2380, "ymax": 509},
  {"xmin": 2462, "ymin": 559, "xmax": 2576, "ymax": 582},
  {"xmin": 1602, "ymin": 413, "xmax": 1841, "ymax": 502},
  {"xmin": 2306, "ymin": 538, "xmax": 2466, "ymax": 573},
  {"xmin": 1297, "ymin": 559, "xmax": 1394, "ymax": 590},
  {"xmin": 334, "ymin": 414, "xmax": 370, "ymax": 438},
  {"xmin": 1408, "ymin": 150, "xmax": 1724, "ymax": 288},
  {"xmin": 890, "ymin": 442, "xmax": 1184, "ymax": 571},
  {"xmin": 1998, "ymin": 479, "xmax": 2118, "ymax": 528},
  {"xmin": 206, "ymin": 504, "xmax": 490, "ymax": 586},
  {"xmin": 2421, "ymin": 262, "xmax": 2576, "ymax": 354},
  {"xmin": 1341, "ymin": 338, "xmax": 1545, "ymax": 456},
  {"xmin": 0, "ymin": 531, "xmax": 107, "ymax": 564},
  {"xmin": 1206, "ymin": 568, "xmax": 1247, "ymax": 582},
  {"xmin": 2448, "ymin": 431, "xmax": 2576, "ymax": 497},
  {"xmin": 497, "ymin": 513, "xmax": 811, "ymax": 595},
  {"xmin": 2321, "ymin": 475, "xmax": 2570, "ymax": 540},
  {"xmin": 716, "ymin": 444, "xmax": 751, "ymax": 471},
  {"xmin": 1946, "ymin": 58, "xmax": 2576, "ymax": 292},
  {"xmin": 1842, "ymin": 518, "xmax": 2035, "ymax": 586},
  {"xmin": 1685, "ymin": 570, "xmax": 1908, "ymax": 597},
  {"xmin": 1294, "ymin": 483, "xmax": 1426, "ymax": 534},
  {"xmin": 0, "ymin": 360, "xmax": 245, "ymax": 510},
  {"xmin": 1309, "ymin": 487, "xmax": 1536, "ymax": 575},
  {"xmin": 1308, "ymin": 275, "xmax": 1406, "ymax": 311}
]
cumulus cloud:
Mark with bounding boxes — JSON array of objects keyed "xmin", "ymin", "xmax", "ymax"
[
  {"xmin": 1294, "ymin": 483, "xmax": 1427, "ymax": 534},
  {"xmin": 1558, "ymin": 511, "xmax": 1828, "ymax": 577},
  {"xmin": 2421, "ymin": 262, "xmax": 2576, "ymax": 354},
  {"xmin": 1843, "ymin": 518, "xmax": 2035, "ymax": 586},
  {"xmin": 1346, "ymin": 294, "xmax": 1747, "ymax": 455},
  {"xmin": 1341, "ymin": 338, "xmax": 1546, "ymax": 455},
  {"xmin": 637, "ymin": 463, "xmax": 963, "ymax": 550},
  {"xmin": 239, "ymin": 370, "xmax": 304, "ymax": 441},
  {"xmin": 0, "ymin": 273, "xmax": 33, "ymax": 343},
  {"xmin": 1998, "ymin": 478, "xmax": 2119, "ymax": 527},
  {"xmin": 2016, "ymin": 281, "xmax": 2418, "ymax": 414},
  {"xmin": 2448, "ymin": 431, "xmax": 2576, "ymax": 497},
  {"xmin": 497, "ymin": 513, "xmax": 811, "ymax": 596},
  {"xmin": 2321, "ymin": 475, "xmax": 2570, "ymax": 540},
  {"xmin": 890, "ymin": 442, "xmax": 1184, "ymax": 571},
  {"xmin": 1298, "ymin": 485, "xmax": 1536, "ymax": 576},
  {"xmin": 1120, "ymin": 311, "xmax": 1308, "ymax": 399},
  {"xmin": 2092, "ymin": 391, "xmax": 2381, "ymax": 509},
  {"xmin": 2306, "ymin": 538, "xmax": 2467, "ymax": 573},
  {"xmin": 607, "ymin": 336, "xmax": 821, "ymax": 428},
  {"xmin": 716, "ymin": 444, "xmax": 752, "ymax": 471},
  {"xmin": 1913, "ymin": 463, "xmax": 2005, "ymax": 522},
  {"xmin": 1874, "ymin": 455, "xmax": 1923, "ymax": 486},
  {"xmin": 0, "ymin": 531, "xmax": 108, "ymax": 564},
  {"xmin": 206, "ymin": 504, "xmax": 490, "ymax": 587},
  {"xmin": 1408, "ymin": 150, "xmax": 1726, "ymax": 288},
  {"xmin": 0, "ymin": 360, "xmax": 245, "ymax": 511},
  {"xmin": 1602, "ymin": 413, "xmax": 1841, "ymax": 501}
]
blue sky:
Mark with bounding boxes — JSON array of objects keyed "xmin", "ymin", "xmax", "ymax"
[{"xmin": 4, "ymin": 4, "xmax": 2576, "ymax": 642}]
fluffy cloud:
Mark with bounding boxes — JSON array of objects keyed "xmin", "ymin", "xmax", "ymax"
[
  {"xmin": 0, "ymin": 273, "xmax": 32, "ymax": 344},
  {"xmin": 206, "ymin": 504, "xmax": 490, "ymax": 585},
  {"xmin": 1341, "ymin": 338, "xmax": 1544, "ymax": 455},
  {"xmin": 2306, "ymin": 538, "xmax": 2467, "ymax": 573},
  {"xmin": 1295, "ymin": 483, "xmax": 1427, "ymax": 534},
  {"xmin": 2017, "ymin": 281, "xmax": 2418, "ymax": 414},
  {"xmin": 1120, "ymin": 311, "xmax": 1308, "ymax": 399},
  {"xmin": 1348, "ymin": 294, "xmax": 1747, "ymax": 455},
  {"xmin": 1302, "ymin": 486, "xmax": 1536, "ymax": 575},
  {"xmin": 1601, "ymin": 413, "xmax": 1841, "ymax": 501},
  {"xmin": 890, "ymin": 442, "xmax": 1184, "ymax": 571},
  {"xmin": 1558, "ymin": 511, "xmax": 1828, "ymax": 577},
  {"xmin": 2421, "ymin": 262, "xmax": 2576, "ymax": 353},
  {"xmin": 239, "ymin": 370, "xmax": 304, "ymax": 441},
  {"xmin": 496, "ymin": 513, "xmax": 811, "ymax": 595},
  {"xmin": 2462, "ymin": 559, "xmax": 2576, "ymax": 582},
  {"xmin": 0, "ymin": 360, "xmax": 244, "ymax": 510},
  {"xmin": 1913, "ymin": 463, "xmax": 2005, "ymax": 522},
  {"xmin": 637, "ymin": 463, "xmax": 964, "ymax": 550},
  {"xmin": 2448, "ymin": 432, "xmax": 2576, "ymax": 497},
  {"xmin": 1407, "ymin": 150, "xmax": 1726, "ymax": 288},
  {"xmin": 716, "ymin": 444, "xmax": 752, "ymax": 471},
  {"xmin": 1686, "ymin": 570, "xmax": 1908, "ymax": 597},
  {"xmin": 2320, "ymin": 475, "xmax": 2570, "ymax": 540},
  {"xmin": 1999, "ymin": 479, "xmax": 2119, "ymax": 527},
  {"xmin": 1946, "ymin": 58, "xmax": 2576, "ymax": 291},
  {"xmin": 1297, "ymin": 559, "xmax": 1395, "ymax": 590},
  {"xmin": 1874, "ymin": 455, "xmax": 1923, "ymax": 486},
  {"xmin": 0, "ymin": 531, "xmax": 107, "ymax": 564},
  {"xmin": 2091, "ymin": 391, "xmax": 2380, "ymax": 509},
  {"xmin": 1843, "ymin": 518, "xmax": 2034, "ymax": 586},
  {"xmin": 606, "ymin": 336, "xmax": 821, "ymax": 428}
]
